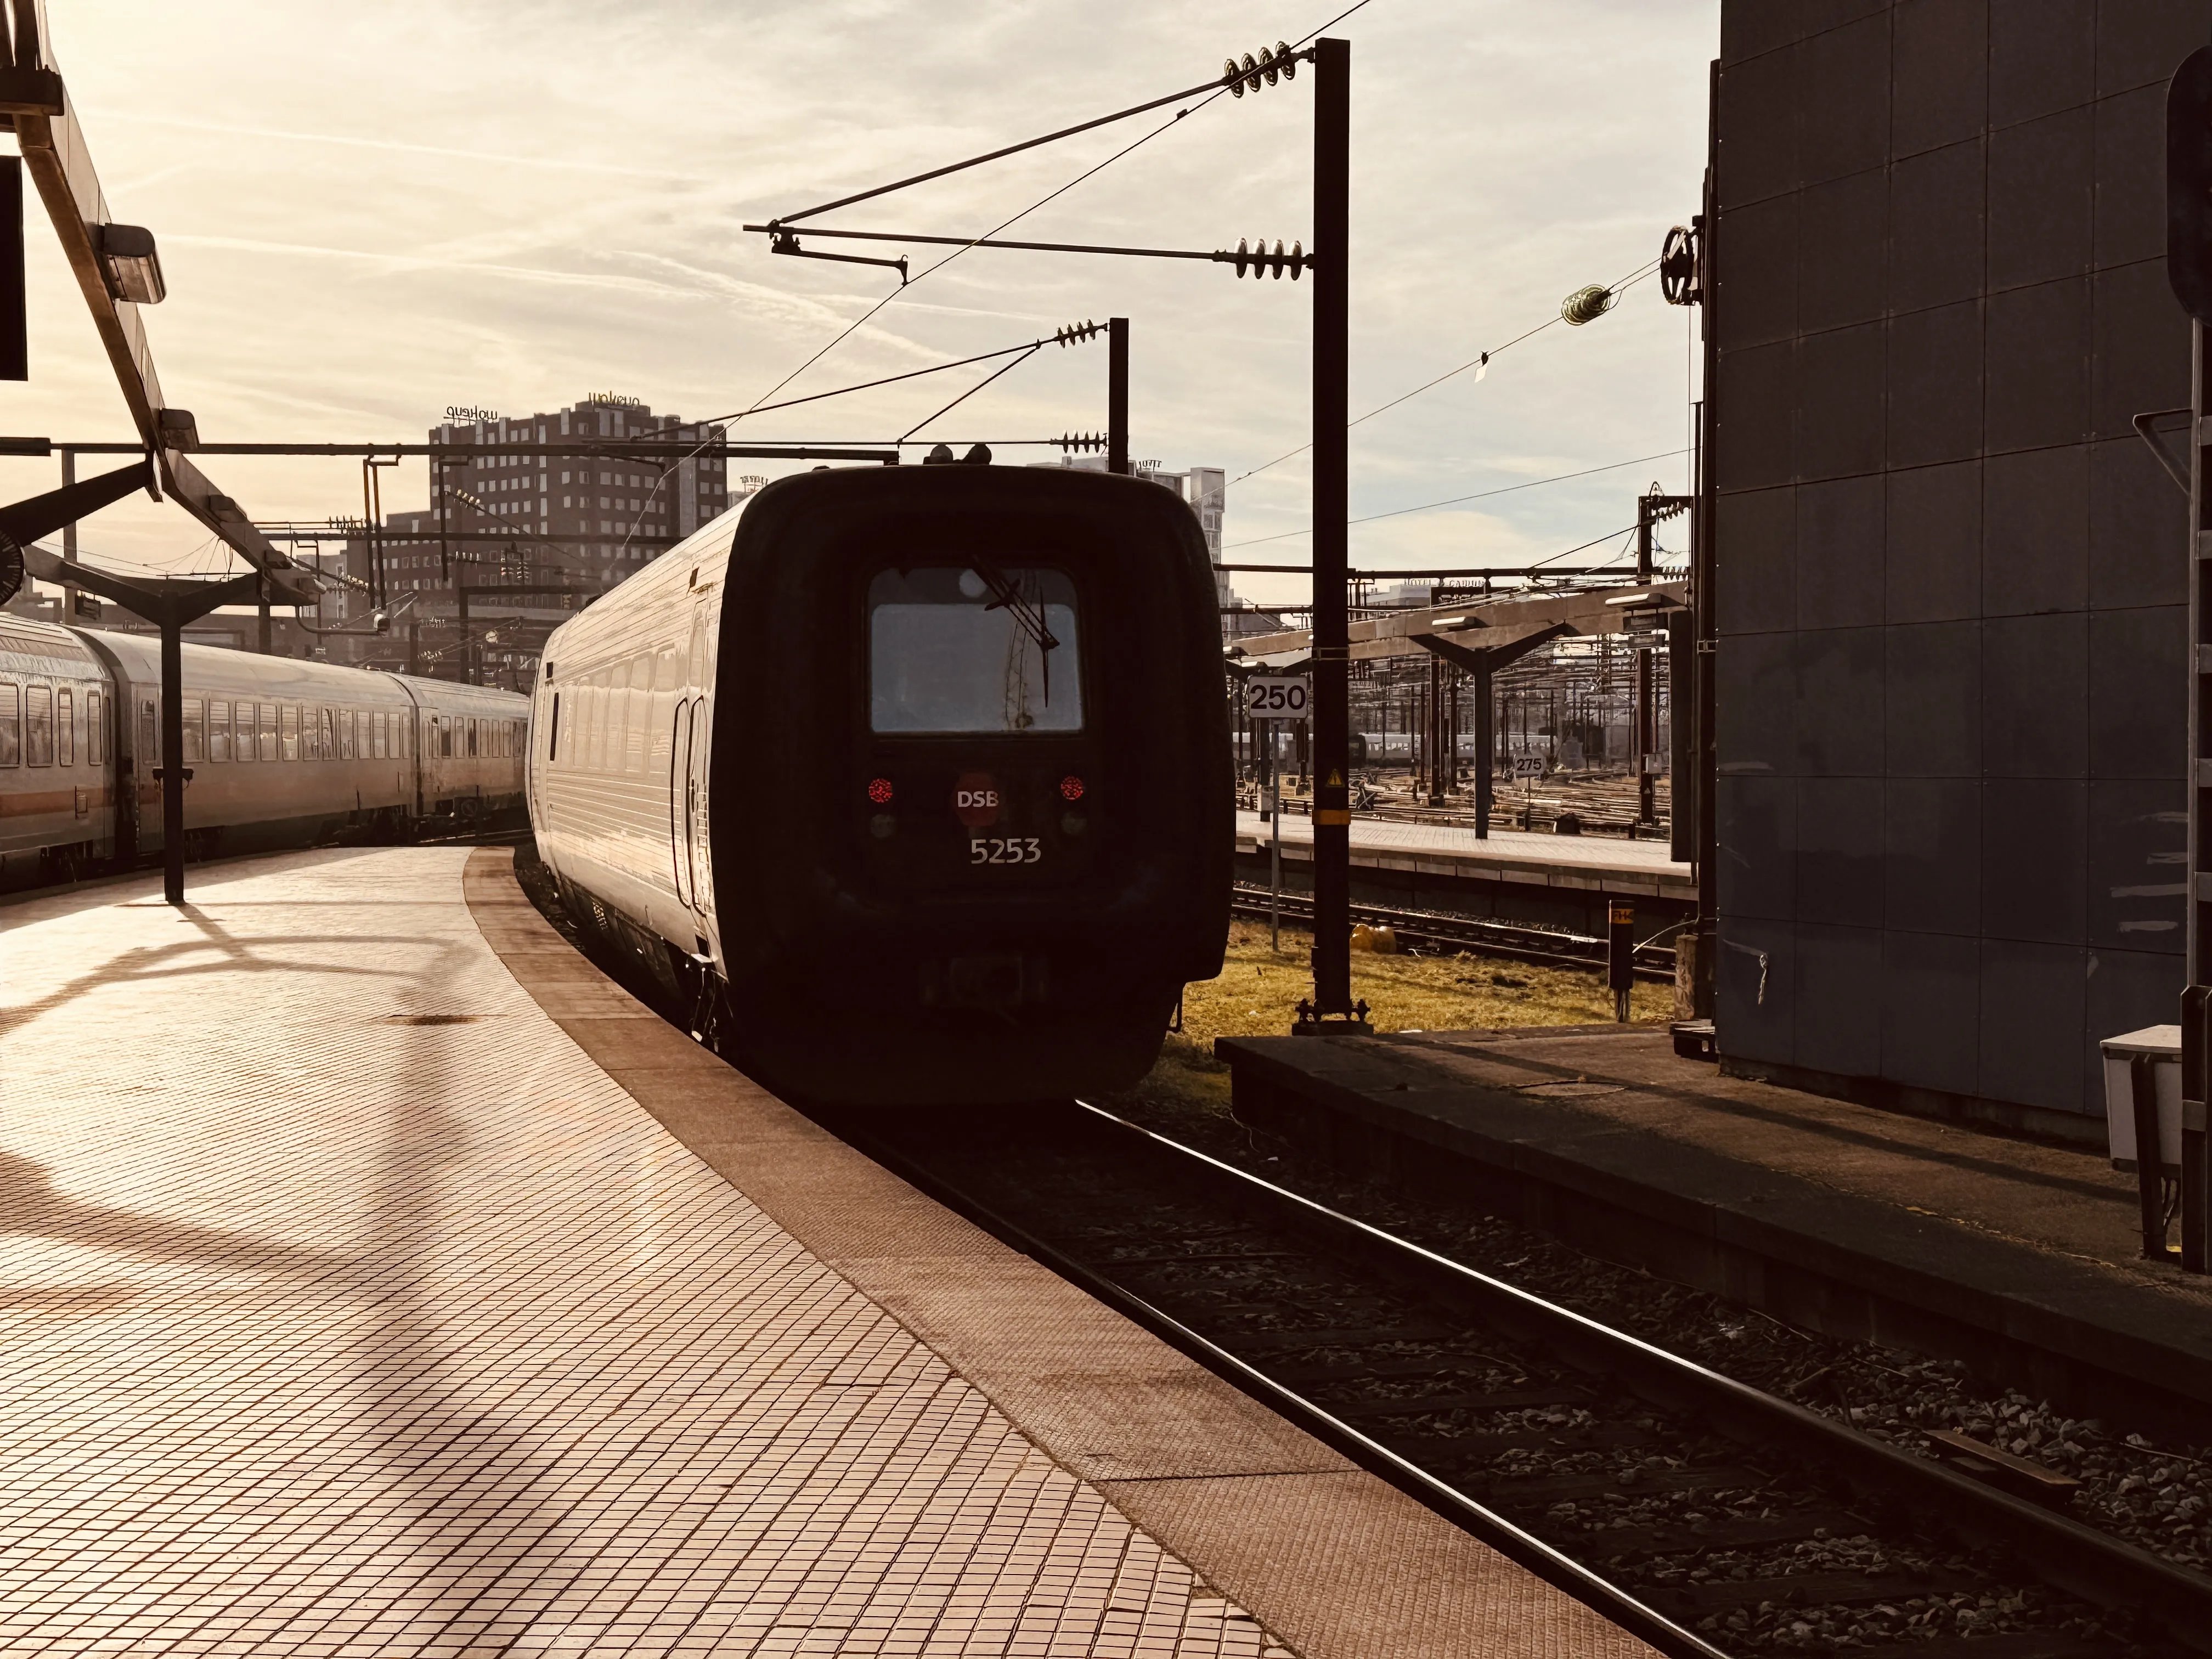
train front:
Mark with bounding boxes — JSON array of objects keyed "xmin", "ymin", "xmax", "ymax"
[{"xmin": 709, "ymin": 462, "xmax": 1231, "ymax": 1106}]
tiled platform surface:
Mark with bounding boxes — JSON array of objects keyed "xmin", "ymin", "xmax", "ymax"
[
  {"xmin": 1220, "ymin": 1026, "xmax": 2212, "ymax": 1423},
  {"xmin": 0, "ymin": 847, "xmax": 1647, "ymax": 1659},
  {"xmin": 1234, "ymin": 810, "xmax": 1691, "ymax": 899}
]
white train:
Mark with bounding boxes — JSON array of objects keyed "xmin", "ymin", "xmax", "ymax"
[{"xmin": 0, "ymin": 613, "xmax": 529, "ymax": 889}]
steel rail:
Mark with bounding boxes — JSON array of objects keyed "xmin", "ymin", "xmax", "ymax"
[
  {"xmin": 1048, "ymin": 1103, "xmax": 2212, "ymax": 1658},
  {"xmin": 1227, "ymin": 882, "xmax": 1678, "ymax": 981},
  {"xmin": 827, "ymin": 1108, "xmax": 1728, "ymax": 1659}
]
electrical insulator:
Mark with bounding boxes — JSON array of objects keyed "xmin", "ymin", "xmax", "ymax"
[
  {"xmin": 1224, "ymin": 41, "xmax": 1294, "ymax": 97},
  {"xmin": 1057, "ymin": 432, "xmax": 1105, "ymax": 454},
  {"xmin": 1230, "ymin": 238, "xmax": 1305, "ymax": 280},
  {"xmin": 1053, "ymin": 319, "xmax": 1102, "ymax": 347},
  {"xmin": 1560, "ymin": 284, "xmax": 1617, "ymax": 326}
]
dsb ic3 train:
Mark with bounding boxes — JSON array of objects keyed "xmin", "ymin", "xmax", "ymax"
[
  {"xmin": 531, "ymin": 461, "xmax": 1232, "ymax": 1107},
  {"xmin": 0, "ymin": 613, "xmax": 528, "ymax": 889}
]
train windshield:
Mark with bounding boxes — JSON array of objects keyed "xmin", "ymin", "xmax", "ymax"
[{"xmin": 868, "ymin": 566, "xmax": 1082, "ymax": 735}]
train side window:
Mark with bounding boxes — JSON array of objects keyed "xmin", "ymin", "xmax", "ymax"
[
  {"xmin": 25, "ymin": 686, "xmax": 53, "ymax": 766},
  {"xmin": 87, "ymin": 689, "xmax": 103, "ymax": 764},
  {"xmin": 281, "ymin": 703, "xmax": 300, "ymax": 761},
  {"xmin": 354, "ymin": 709, "xmax": 368, "ymax": 759},
  {"xmin": 319, "ymin": 707, "xmax": 335, "ymax": 760},
  {"xmin": 373, "ymin": 709, "xmax": 386, "ymax": 759},
  {"xmin": 182, "ymin": 698, "xmax": 205, "ymax": 763},
  {"xmin": 139, "ymin": 697, "xmax": 157, "ymax": 766},
  {"xmin": 468, "ymin": 716, "xmax": 479, "ymax": 758},
  {"xmin": 548, "ymin": 692, "xmax": 561, "ymax": 763},
  {"xmin": 57, "ymin": 688, "xmax": 73, "ymax": 766},
  {"xmin": 0, "ymin": 684, "xmax": 21, "ymax": 765},
  {"xmin": 208, "ymin": 701, "xmax": 230, "ymax": 762},
  {"xmin": 338, "ymin": 709, "xmax": 354, "ymax": 761},
  {"xmin": 259, "ymin": 702, "xmax": 278, "ymax": 761}
]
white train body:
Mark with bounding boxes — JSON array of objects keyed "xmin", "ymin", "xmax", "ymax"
[{"xmin": 0, "ymin": 614, "xmax": 528, "ymax": 887}]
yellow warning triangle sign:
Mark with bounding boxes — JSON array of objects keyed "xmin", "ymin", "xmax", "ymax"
[{"xmin": 1328, "ymin": 769, "xmax": 1343, "ymax": 787}]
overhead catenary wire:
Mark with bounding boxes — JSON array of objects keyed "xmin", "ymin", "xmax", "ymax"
[
  {"xmin": 1222, "ymin": 446, "xmax": 1690, "ymax": 549},
  {"xmin": 1230, "ymin": 257, "xmax": 1665, "ymax": 488},
  {"xmin": 713, "ymin": 0, "xmax": 1379, "ymax": 432}
]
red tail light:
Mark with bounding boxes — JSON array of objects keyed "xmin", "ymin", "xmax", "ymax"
[
  {"xmin": 1059, "ymin": 776, "xmax": 1085, "ymax": 802},
  {"xmin": 867, "ymin": 777, "xmax": 894, "ymax": 804}
]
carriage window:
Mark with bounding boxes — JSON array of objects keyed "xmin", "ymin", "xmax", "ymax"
[
  {"xmin": 182, "ymin": 698, "xmax": 204, "ymax": 763},
  {"xmin": 373, "ymin": 709, "xmax": 387, "ymax": 759},
  {"xmin": 140, "ymin": 697, "xmax": 157, "ymax": 765},
  {"xmin": 25, "ymin": 686, "xmax": 53, "ymax": 766},
  {"xmin": 208, "ymin": 701, "xmax": 230, "ymax": 761},
  {"xmin": 281, "ymin": 704, "xmax": 300, "ymax": 760},
  {"xmin": 868, "ymin": 566, "xmax": 1082, "ymax": 734},
  {"xmin": 468, "ymin": 716, "xmax": 479, "ymax": 758},
  {"xmin": 0, "ymin": 684, "xmax": 21, "ymax": 765},
  {"xmin": 340, "ymin": 709, "xmax": 356, "ymax": 760},
  {"xmin": 259, "ymin": 702, "xmax": 278, "ymax": 761},
  {"xmin": 88, "ymin": 689, "xmax": 104, "ymax": 764},
  {"xmin": 57, "ymin": 688, "xmax": 74, "ymax": 766},
  {"xmin": 548, "ymin": 693, "xmax": 561, "ymax": 763},
  {"xmin": 319, "ymin": 707, "xmax": 336, "ymax": 760}
]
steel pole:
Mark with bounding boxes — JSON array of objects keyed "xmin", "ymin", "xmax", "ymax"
[
  {"xmin": 1303, "ymin": 36, "xmax": 1359, "ymax": 1031},
  {"xmin": 1270, "ymin": 724, "xmax": 1283, "ymax": 952},
  {"xmin": 59, "ymin": 448, "xmax": 77, "ymax": 622},
  {"xmin": 2188, "ymin": 315, "xmax": 2211, "ymax": 1273},
  {"xmin": 159, "ymin": 619, "xmax": 185, "ymax": 905},
  {"xmin": 1108, "ymin": 317, "xmax": 1130, "ymax": 476},
  {"xmin": 1637, "ymin": 503, "xmax": 1657, "ymax": 830}
]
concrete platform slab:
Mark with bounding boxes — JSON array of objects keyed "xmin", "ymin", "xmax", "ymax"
[
  {"xmin": 1219, "ymin": 1026, "xmax": 2212, "ymax": 1432},
  {"xmin": 1237, "ymin": 810, "xmax": 1694, "ymax": 901},
  {"xmin": 0, "ymin": 847, "xmax": 1652, "ymax": 1659}
]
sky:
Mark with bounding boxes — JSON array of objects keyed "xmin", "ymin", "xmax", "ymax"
[{"xmin": 4, "ymin": 0, "xmax": 1719, "ymax": 611}]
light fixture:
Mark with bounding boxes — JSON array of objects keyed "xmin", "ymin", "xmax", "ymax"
[{"xmin": 94, "ymin": 223, "xmax": 165, "ymax": 305}]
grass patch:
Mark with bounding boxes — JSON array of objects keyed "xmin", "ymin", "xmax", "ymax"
[{"xmin": 1102, "ymin": 917, "xmax": 1674, "ymax": 1130}]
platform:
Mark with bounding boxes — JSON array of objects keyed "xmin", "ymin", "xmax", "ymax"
[
  {"xmin": 1235, "ymin": 810, "xmax": 1693, "ymax": 905},
  {"xmin": 0, "ymin": 847, "xmax": 1651, "ymax": 1659},
  {"xmin": 1219, "ymin": 1026, "xmax": 2212, "ymax": 1437}
]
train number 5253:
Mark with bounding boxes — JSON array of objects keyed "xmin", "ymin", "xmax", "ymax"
[{"xmin": 970, "ymin": 837, "xmax": 1042, "ymax": 865}]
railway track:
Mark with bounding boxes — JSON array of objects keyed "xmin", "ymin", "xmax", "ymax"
[
  {"xmin": 827, "ymin": 1101, "xmax": 2208, "ymax": 1659},
  {"xmin": 1230, "ymin": 881, "xmax": 1679, "ymax": 982}
]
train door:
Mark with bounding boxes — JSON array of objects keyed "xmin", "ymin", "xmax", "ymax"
[
  {"xmin": 672, "ymin": 697, "xmax": 709, "ymax": 921},
  {"xmin": 679, "ymin": 599, "xmax": 715, "ymax": 937}
]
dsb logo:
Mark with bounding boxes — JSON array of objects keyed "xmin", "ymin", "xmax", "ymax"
[{"xmin": 953, "ymin": 771, "xmax": 1002, "ymax": 829}]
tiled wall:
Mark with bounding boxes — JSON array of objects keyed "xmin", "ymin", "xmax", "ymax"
[{"xmin": 1712, "ymin": 0, "xmax": 2208, "ymax": 1125}]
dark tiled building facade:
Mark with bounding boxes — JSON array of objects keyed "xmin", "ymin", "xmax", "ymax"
[{"xmin": 1713, "ymin": 1, "xmax": 2209, "ymax": 1136}]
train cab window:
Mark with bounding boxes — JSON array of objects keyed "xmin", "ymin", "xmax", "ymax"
[
  {"xmin": 57, "ymin": 689, "xmax": 72, "ymax": 766},
  {"xmin": 208, "ymin": 701, "xmax": 231, "ymax": 762},
  {"xmin": 87, "ymin": 689, "xmax": 104, "ymax": 764},
  {"xmin": 0, "ymin": 684, "xmax": 21, "ymax": 765},
  {"xmin": 182, "ymin": 699, "xmax": 204, "ymax": 763},
  {"xmin": 868, "ymin": 566, "xmax": 1082, "ymax": 734},
  {"xmin": 25, "ymin": 686, "xmax": 53, "ymax": 766},
  {"xmin": 281, "ymin": 704, "xmax": 300, "ymax": 760}
]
